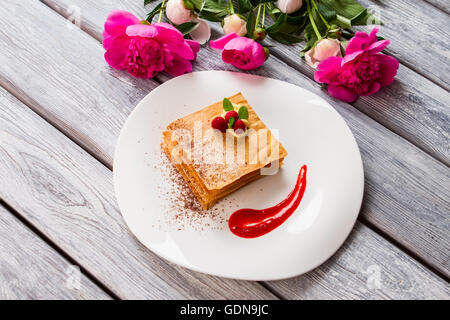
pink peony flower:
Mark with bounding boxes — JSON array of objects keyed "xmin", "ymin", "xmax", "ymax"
[
  {"xmin": 210, "ymin": 33, "xmax": 267, "ymax": 70},
  {"xmin": 305, "ymin": 38, "xmax": 342, "ymax": 68},
  {"xmin": 314, "ymin": 27, "xmax": 399, "ymax": 102},
  {"xmin": 103, "ymin": 10, "xmax": 199, "ymax": 78}
]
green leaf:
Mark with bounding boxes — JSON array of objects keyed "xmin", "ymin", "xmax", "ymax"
[
  {"xmin": 319, "ymin": 0, "xmax": 381, "ymax": 27},
  {"xmin": 268, "ymin": 32, "xmax": 303, "ymax": 45},
  {"xmin": 146, "ymin": 3, "xmax": 162, "ymax": 23},
  {"xmin": 190, "ymin": 0, "xmax": 228, "ymax": 16},
  {"xmin": 246, "ymin": 8, "xmax": 257, "ymax": 39},
  {"xmin": 144, "ymin": 0, "xmax": 156, "ymax": 5},
  {"xmin": 266, "ymin": 13, "xmax": 287, "ymax": 34},
  {"xmin": 175, "ymin": 21, "xmax": 200, "ymax": 35},
  {"xmin": 182, "ymin": 0, "xmax": 194, "ymax": 10},
  {"xmin": 336, "ymin": 14, "xmax": 352, "ymax": 28},
  {"xmin": 238, "ymin": 0, "xmax": 252, "ymax": 14},
  {"xmin": 223, "ymin": 98, "xmax": 234, "ymax": 111},
  {"xmin": 266, "ymin": 12, "xmax": 308, "ymax": 42},
  {"xmin": 238, "ymin": 106, "xmax": 249, "ymax": 120},
  {"xmin": 316, "ymin": 1, "xmax": 336, "ymax": 21},
  {"xmin": 198, "ymin": 11, "xmax": 225, "ymax": 22},
  {"xmin": 228, "ymin": 117, "xmax": 235, "ymax": 129}
]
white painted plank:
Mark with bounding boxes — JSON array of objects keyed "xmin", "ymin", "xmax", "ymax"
[
  {"xmin": 266, "ymin": 221, "xmax": 450, "ymax": 299},
  {"xmin": 1, "ymin": 87, "xmax": 448, "ymax": 300},
  {"xmin": 0, "ymin": 0, "xmax": 161, "ymax": 167},
  {"xmin": 425, "ymin": 0, "xmax": 450, "ymax": 14},
  {"xmin": 40, "ymin": 0, "xmax": 450, "ymax": 167},
  {"xmin": 11, "ymin": 0, "xmax": 449, "ymax": 277},
  {"xmin": 0, "ymin": 205, "xmax": 110, "ymax": 300},
  {"xmin": 0, "ymin": 86, "xmax": 277, "ymax": 299}
]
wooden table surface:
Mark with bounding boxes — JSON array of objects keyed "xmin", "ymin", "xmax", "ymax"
[{"xmin": 0, "ymin": 0, "xmax": 448, "ymax": 299}]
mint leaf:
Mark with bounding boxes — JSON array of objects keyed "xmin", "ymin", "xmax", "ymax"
[
  {"xmin": 223, "ymin": 98, "xmax": 234, "ymax": 111},
  {"xmin": 238, "ymin": 106, "xmax": 249, "ymax": 120},
  {"xmin": 228, "ymin": 117, "xmax": 235, "ymax": 129}
]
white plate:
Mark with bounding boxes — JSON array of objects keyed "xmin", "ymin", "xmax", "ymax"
[{"xmin": 113, "ymin": 71, "xmax": 364, "ymax": 281}]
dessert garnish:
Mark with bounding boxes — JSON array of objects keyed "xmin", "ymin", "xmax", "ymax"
[
  {"xmin": 211, "ymin": 116, "xmax": 227, "ymax": 133},
  {"xmin": 228, "ymin": 165, "xmax": 307, "ymax": 238},
  {"xmin": 162, "ymin": 92, "xmax": 288, "ymax": 210},
  {"xmin": 211, "ymin": 98, "xmax": 249, "ymax": 134}
]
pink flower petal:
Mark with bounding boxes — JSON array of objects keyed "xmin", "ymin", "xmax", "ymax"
[
  {"xmin": 164, "ymin": 41, "xmax": 194, "ymax": 60},
  {"xmin": 210, "ymin": 33, "xmax": 239, "ymax": 50},
  {"xmin": 376, "ymin": 54, "xmax": 399, "ymax": 87},
  {"xmin": 165, "ymin": 57, "xmax": 193, "ymax": 76},
  {"xmin": 360, "ymin": 82, "xmax": 381, "ymax": 96},
  {"xmin": 151, "ymin": 22, "xmax": 185, "ymax": 44},
  {"xmin": 105, "ymin": 47, "xmax": 128, "ymax": 70},
  {"xmin": 102, "ymin": 34, "xmax": 129, "ymax": 50},
  {"xmin": 189, "ymin": 19, "xmax": 211, "ymax": 45},
  {"xmin": 221, "ymin": 37, "xmax": 266, "ymax": 70},
  {"xmin": 103, "ymin": 35, "xmax": 113, "ymax": 50},
  {"xmin": 126, "ymin": 24, "xmax": 158, "ymax": 38},
  {"xmin": 102, "ymin": 30, "xmax": 111, "ymax": 40},
  {"xmin": 345, "ymin": 27, "xmax": 380, "ymax": 55},
  {"xmin": 328, "ymin": 85, "xmax": 359, "ymax": 102},
  {"xmin": 104, "ymin": 10, "xmax": 140, "ymax": 38},
  {"xmin": 369, "ymin": 26, "xmax": 380, "ymax": 40},
  {"xmin": 367, "ymin": 39, "xmax": 390, "ymax": 54},
  {"xmin": 314, "ymin": 56, "xmax": 342, "ymax": 84},
  {"xmin": 345, "ymin": 33, "xmax": 369, "ymax": 55},
  {"xmin": 126, "ymin": 23, "xmax": 185, "ymax": 45},
  {"xmin": 186, "ymin": 39, "xmax": 200, "ymax": 59},
  {"xmin": 341, "ymin": 50, "xmax": 363, "ymax": 65}
]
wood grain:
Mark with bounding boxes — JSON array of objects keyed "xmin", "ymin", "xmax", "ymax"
[
  {"xmin": 40, "ymin": 0, "xmax": 450, "ymax": 166},
  {"xmin": 0, "ymin": 86, "xmax": 277, "ymax": 299},
  {"xmin": 0, "ymin": 0, "xmax": 161, "ymax": 167},
  {"xmin": 29, "ymin": 0, "xmax": 450, "ymax": 277},
  {"xmin": 1, "ymin": 87, "xmax": 448, "ymax": 300},
  {"xmin": 266, "ymin": 221, "xmax": 450, "ymax": 299},
  {"xmin": 425, "ymin": 0, "xmax": 450, "ymax": 14},
  {"xmin": 0, "ymin": 205, "xmax": 110, "ymax": 300}
]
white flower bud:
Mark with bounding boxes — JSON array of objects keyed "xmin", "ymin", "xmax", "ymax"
[
  {"xmin": 223, "ymin": 14, "xmax": 247, "ymax": 37},
  {"xmin": 166, "ymin": 0, "xmax": 192, "ymax": 25},
  {"xmin": 277, "ymin": 0, "xmax": 303, "ymax": 14}
]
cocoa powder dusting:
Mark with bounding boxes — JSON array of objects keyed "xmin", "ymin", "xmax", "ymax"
[{"xmin": 153, "ymin": 148, "xmax": 237, "ymax": 232}]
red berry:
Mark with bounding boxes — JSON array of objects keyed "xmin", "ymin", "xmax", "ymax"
[
  {"xmin": 233, "ymin": 119, "xmax": 246, "ymax": 133},
  {"xmin": 211, "ymin": 116, "xmax": 227, "ymax": 133},
  {"xmin": 224, "ymin": 110, "xmax": 239, "ymax": 123}
]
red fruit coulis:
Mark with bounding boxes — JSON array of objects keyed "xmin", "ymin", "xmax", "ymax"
[{"xmin": 228, "ymin": 165, "xmax": 307, "ymax": 238}]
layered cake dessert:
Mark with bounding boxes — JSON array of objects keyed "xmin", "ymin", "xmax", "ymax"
[{"xmin": 162, "ymin": 92, "xmax": 287, "ymax": 209}]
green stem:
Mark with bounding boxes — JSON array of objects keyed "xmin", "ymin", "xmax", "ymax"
[
  {"xmin": 229, "ymin": 0, "xmax": 235, "ymax": 14},
  {"xmin": 307, "ymin": 0, "xmax": 322, "ymax": 40},
  {"xmin": 255, "ymin": 4, "xmax": 262, "ymax": 27},
  {"xmin": 158, "ymin": 0, "xmax": 166, "ymax": 23},
  {"xmin": 311, "ymin": 0, "xmax": 330, "ymax": 28}
]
